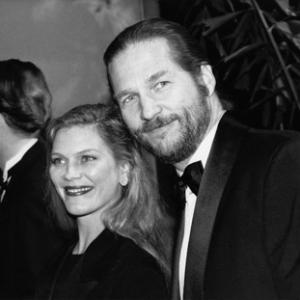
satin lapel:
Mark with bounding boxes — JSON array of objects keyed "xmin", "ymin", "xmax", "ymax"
[
  {"xmin": 171, "ymin": 209, "xmax": 185, "ymax": 300},
  {"xmin": 184, "ymin": 114, "xmax": 247, "ymax": 299}
]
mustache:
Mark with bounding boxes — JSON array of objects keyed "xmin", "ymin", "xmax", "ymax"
[{"xmin": 138, "ymin": 114, "xmax": 179, "ymax": 133}]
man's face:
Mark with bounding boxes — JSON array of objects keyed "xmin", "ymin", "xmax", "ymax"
[{"xmin": 108, "ymin": 38, "xmax": 211, "ymax": 164}]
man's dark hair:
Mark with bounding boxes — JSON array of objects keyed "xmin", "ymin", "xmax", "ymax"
[
  {"xmin": 104, "ymin": 18, "xmax": 209, "ymax": 92},
  {"xmin": 0, "ymin": 59, "xmax": 52, "ymax": 134}
]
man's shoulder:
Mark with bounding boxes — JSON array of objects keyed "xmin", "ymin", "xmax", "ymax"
[
  {"xmin": 223, "ymin": 111, "xmax": 300, "ymax": 149},
  {"xmin": 5, "ymin": 139, "xmax": 49, "ymax": 203},
  {"xmin": 245, "ymin": 124, "xmax": 300, "ymax": 153},
  {"xmin": 12, "ymin": 139, "xmax": 47, "ymax": 177}
]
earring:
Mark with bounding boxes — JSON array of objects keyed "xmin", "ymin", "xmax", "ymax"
[
  {"xmin": 120, "ymin": 175, "xmax": 128, "ymax": 186},
  {"xmin": 119, "ymin": 162, "xmax": 130, "ymax": 186}
]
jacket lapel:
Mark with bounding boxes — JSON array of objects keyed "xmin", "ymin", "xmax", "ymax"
[
  {"xmin": 0, "ymin": 140, "xmax": 44, "ymax": 220},
  {"xmin": 171, "ymin": 208, "xmax": 185, "ymax": 300},
  {"xmin": 183, "ymin": 113, "xmax": 248, "ymax": 299}
]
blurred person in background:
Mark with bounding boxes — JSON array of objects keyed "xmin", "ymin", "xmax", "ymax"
[{"xmin": 0, "ymin": 59, "xmax": 66, "ymax": 300}]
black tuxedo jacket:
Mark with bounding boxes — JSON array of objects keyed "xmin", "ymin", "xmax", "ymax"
[
  {"xmin": 159, "ymin": 112, "xmax": 300, "ymax": 300},
  {"xmin": 0, "ymin": 140, "xmax": 66, "ymax": 300},
  {"xmin": 36, "ymin": 228, "xmax": 168, "ymax": 300}
]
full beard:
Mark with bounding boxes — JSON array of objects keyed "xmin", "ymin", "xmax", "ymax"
[{"xmin": 133, "ymin": 97, "xmax": 211, "ymax": 165}]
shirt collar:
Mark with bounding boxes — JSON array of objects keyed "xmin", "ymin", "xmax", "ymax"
[{"xmin": 3, "ymin": 138, "xmax": 38, "ymax": 181}]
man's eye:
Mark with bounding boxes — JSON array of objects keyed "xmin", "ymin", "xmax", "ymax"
[
  {"xmin": 81, "ymin": 155, "xmax": 96, "ymax": 163},
  {"xmin": 121, "ymin": 95, "xmax": 137, "ymax": 106},
  {"xmin": 155, "ymin": 81, "xmax": 169, "ymax": 90},
  {"xmin": 51, "ymin": 157, "xmax": 65, "ymax": 166}
]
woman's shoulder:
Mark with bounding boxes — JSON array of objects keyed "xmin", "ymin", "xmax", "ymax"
[
  {"xmin": 115, "ymin": 234, "xmax": 157, "ymax": 263},
  {"xmin": 102, "ymin": 231, "xmax": 162, "ymax": 277},
  {"xmin": 90, "ymin": 230, "xmax": 169, "ymax": 300}
]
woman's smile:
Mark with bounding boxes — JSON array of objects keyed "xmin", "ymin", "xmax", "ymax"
[{"xmin": 64, "ymin": 186, "xmax": 94, "ymax": 197}]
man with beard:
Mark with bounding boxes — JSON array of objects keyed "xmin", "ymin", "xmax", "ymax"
[{"xmin": 103, "ymin": 18, "xmax": 300, "ymax": 300}]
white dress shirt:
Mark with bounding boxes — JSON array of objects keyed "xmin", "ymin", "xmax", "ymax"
[
  {"xmin": 177, "ymin": 112, "xmax": 224, "ymax": 299},
  {"xmin": 0, "ymin": 138, "xmax": 37, "ymax": 202}
]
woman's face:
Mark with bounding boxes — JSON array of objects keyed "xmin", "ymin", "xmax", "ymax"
[{"xmin": 50, "ymin": 124, "xmax": 128, "ymax": 219}]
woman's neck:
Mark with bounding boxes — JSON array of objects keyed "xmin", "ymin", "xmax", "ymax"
[{"xmin": 73, "ymin": 215, "xmax": 105, "ymax": 255}]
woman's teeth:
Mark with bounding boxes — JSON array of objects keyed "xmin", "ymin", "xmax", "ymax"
[{"xmin": 64, "ymin": 186, "xmax": 93, "ymax": 196}]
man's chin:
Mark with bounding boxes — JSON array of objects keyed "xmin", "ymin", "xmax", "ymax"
[
  {"xmin": 137, "ymin": 138, "xmax": 182, "ymax": 163},
  {"xmin": 137, "ymin": 131, "xmax": 200, "ymax": 164},
  {"xmin": 136, "ymin": 135, "xmax": 167, "ymax": 154}
]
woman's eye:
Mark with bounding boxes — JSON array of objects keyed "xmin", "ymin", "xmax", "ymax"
[
  {"xmin": 81, "ymin": 155, "xmax": 96, "ymax": 163},
  {"xmin": 51, "ymin": 157, "xmax": 65, "ymax": 166}
]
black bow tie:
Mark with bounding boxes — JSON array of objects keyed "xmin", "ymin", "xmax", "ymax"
[
  {"xmin": 180, "ymin": 161, "xmax": 204, "ymax": 195},
  {"xmin": 0, "ymin": 180, "xmax": 8, "ymax": 197},
  {"xmin": 0, "ymin": 179, "xmax": 8, "ymax": 189}
]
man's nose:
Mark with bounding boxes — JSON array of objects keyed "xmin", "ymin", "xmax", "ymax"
[{"xmin": 140, "ymin": 95, "xmax": 162, "ymax": 120}]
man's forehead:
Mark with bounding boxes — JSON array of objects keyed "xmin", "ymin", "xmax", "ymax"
[{"xmin": 114, "ymin": 37, "xmax": 171, "ymax": 62}]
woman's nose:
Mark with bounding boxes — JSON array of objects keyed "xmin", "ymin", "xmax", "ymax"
[{"xmin": 63, "ymin": 163, "xmax": 81, "ymax": 180}]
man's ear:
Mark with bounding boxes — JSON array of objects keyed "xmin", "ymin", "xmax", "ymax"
[
  {"xmin": 0, "ymin": 113, "xmax": 7, "ymax": 126},
  {"xmin": 196, "ymin": 64, "xmax": 216, "ymax": 96}
]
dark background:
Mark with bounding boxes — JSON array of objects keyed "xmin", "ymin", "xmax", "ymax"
[{"xmin": 159, "ymin": 0, "xmax": 300, "ymax": 130}]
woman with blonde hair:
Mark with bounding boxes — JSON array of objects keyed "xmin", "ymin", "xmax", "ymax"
[{"xmin": 36, "ymin": 103, "xmax": 171, "ymax": 300}]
